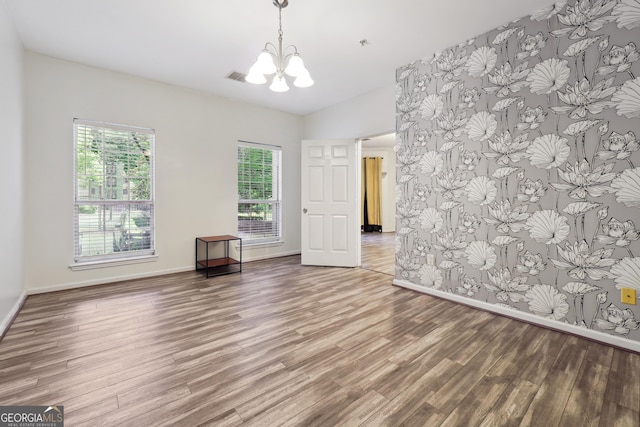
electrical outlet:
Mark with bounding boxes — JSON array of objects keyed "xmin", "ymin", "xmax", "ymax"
[
  {"xmin": 427, "ymin": 254, "xmax": 435, "ymax": 266},
  {"xmin": 621, "ymin": 288, "xmax": 637, "ymax": 305}
]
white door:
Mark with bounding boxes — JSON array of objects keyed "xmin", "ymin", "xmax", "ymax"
[{"xmin": 301, "ymin": 139, "xmax": 360, "ymax": 267}]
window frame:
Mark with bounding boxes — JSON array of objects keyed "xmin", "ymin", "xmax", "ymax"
[
  {"xmin": 237, "ymin": 140, "xmax": 283, "ymax": 245},
  {"xmin": 73, "ymin": 119, "xmax": 156, "ymax": 266}
]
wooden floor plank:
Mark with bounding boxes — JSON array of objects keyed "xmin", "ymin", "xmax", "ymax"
[
  {"xmin": 361, "ymin": 358, "xmax": 458, "ymax": 426},
  {"xmin": 0, "ymin": 242, "xmax": 638, "ymax": 426},
  {"xmin": 242, "ymin": 378, "xmax": 342, "ymax": 426},
  {"xmin": 598, "ymin": 400, "xmax": 640, "ymax": 427},
  {"xmin": 438, "ymin": 375, "xmax": 511, "ymax": 427},
  {"xmin": 559, "ymin": 360, "xmax": 610, "ymax": 427},
  {"xmin": 604, "ymin": 349, "xmax": 640, "ymax": 413},
  {"xmin": 519, "ymin": 369, "xmax": 576, "ymax": 427},
  {"xmin": 478, "ymin": 379, "xmax": 539, "ymax": 427}
]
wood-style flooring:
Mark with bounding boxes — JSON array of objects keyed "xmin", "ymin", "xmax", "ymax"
[
  {"xmin": 0, "ymin": 249, "xmax": 639, "ymax": 426},
  {"xmin": 361, "ymin": 232, "xmax": 395, "ymax": 276}
]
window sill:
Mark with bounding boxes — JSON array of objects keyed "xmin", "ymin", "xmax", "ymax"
[{"xmin": 69, "ymin": 255, "xmax": 158, "ymax": 271}]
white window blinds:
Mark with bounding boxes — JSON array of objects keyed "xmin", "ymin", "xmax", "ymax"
[
  {"xmin": 74, "ymin": 119, "xmax": 155, "ymax": 262},
  {"xmin": 237, "ymin": 141, "xmax": 282, "ymax": 243}
]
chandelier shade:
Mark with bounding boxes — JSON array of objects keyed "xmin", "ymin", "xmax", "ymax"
[
  {"xmin": 293, "ymin": 70, "xmax": 314, "ymax": 88},
  {"xmin": 284, "ymin": 54, "xmax": 305, "ymax": 77},
  {"xmin": 246, "ymin": 0, "xmax": 313, "ymax": 92},
  {"xmin": 255, "ymin": 50, "xmax": 277, "ymax": 75},
  {"xmin": 269, "ymin": 75, "xmax": 290, "ymax": 92},
  {"xmin": 245, "ymin": 65, "xmax": 267, "ymax": 84}
]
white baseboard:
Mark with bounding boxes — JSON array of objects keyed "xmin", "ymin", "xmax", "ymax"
[
  {"xmin": 27, "ymin": 266, "xmax": 195, "ymax": 295},
  {"xmin": 0, "ymin": 291, "xmax": 27, "ymax": 338},
  {"xmin": 27, "ymin": 252, "xmax": 302, "ymax": 295},
  {"xmin": 393, "ymin": 278, "xmax": 640, "ymax": 354},
  {"xmin": 242, "ymin": 250, "xmax": 301, "ymax": 263}
]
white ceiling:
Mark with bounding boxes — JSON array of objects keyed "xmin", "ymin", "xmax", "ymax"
[
  {"xmin": 5, "ymin": 0, "xmax": 557, "ymax": 116},
  {"xmin": 363, "ymin": 133, "xmax": 396, "ymax": 149}
]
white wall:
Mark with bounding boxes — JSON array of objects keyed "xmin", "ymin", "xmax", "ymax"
[
  {"xmin": 303, "ymin": 83, "xmax": 396, "ymax": 237},
  {"xmin": 303, "ymin": 84, "xmax": 396, "ymax": 140},
  {"xmin": 0, "ymin": 0, "xmax": 26, "ymax": 331},
  {"xmin": 361, "ymin": 146, "xmax": 396, "ymax": 233},
  {"xmin": 24, "ymin": 53, "xmax": 302, "ymax": 292}
]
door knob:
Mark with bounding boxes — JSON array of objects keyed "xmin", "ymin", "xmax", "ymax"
[{"xmin": 303, "ymin": 208, "xmax": 308, "ymax": 213}]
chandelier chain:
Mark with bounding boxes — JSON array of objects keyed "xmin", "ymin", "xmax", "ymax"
[{"xmin": 278, "ymin": 6, "xmax": 283, "ymax": 40}]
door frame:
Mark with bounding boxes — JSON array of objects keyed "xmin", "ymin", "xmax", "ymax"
[
  {"xmin": 357, "ymin": 130, "xmax": 396, "ymax": 259},
  {"xmin": 299, "ymin": 131, "xmax": 395, "ymax": 267}
]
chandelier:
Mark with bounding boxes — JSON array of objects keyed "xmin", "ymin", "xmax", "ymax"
[{"xmin": 245, "ymin": 0, "xmax": 313, "ymax": 92}]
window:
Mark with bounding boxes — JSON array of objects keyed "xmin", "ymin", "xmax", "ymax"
[
  {"xmin": 237, "ymin": 141, "xmax": 282, "ymax": 244},
  {"xmin": 74, "ymin": 119, "xmax": 155, "ymax": 263}
]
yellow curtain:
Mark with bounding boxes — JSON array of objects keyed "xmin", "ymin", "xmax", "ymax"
[{"xmin": 362, "ymin": 157, "xmax": 382, "ymax": 227}]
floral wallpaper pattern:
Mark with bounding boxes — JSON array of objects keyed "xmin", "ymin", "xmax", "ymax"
[{"xmin": 395, "ymin": 0, "xmax": 640, "ymax": 343}]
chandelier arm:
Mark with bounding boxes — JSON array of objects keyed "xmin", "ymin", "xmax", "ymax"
[
  {"xmin": 263, "ymin": 42, "xmax": 278, "ymax": 53},
  {"xmin": 282, "ymin": 45, "xmax": 299, "ymax": 63}
]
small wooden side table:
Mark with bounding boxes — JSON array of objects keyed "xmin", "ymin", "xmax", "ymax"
[{"xmin": 195, "ymin": 235, "xmax": 242, "ymax": 278}]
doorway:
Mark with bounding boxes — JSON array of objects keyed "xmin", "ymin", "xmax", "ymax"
[{"xmin": 360, "ymin": 133, "xmax": 395, "ymax": 275}]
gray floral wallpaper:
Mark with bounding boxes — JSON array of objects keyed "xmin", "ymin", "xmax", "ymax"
[{"xmin": 395, "ymin": 0, "xmax": 640, "ymax": 345}]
